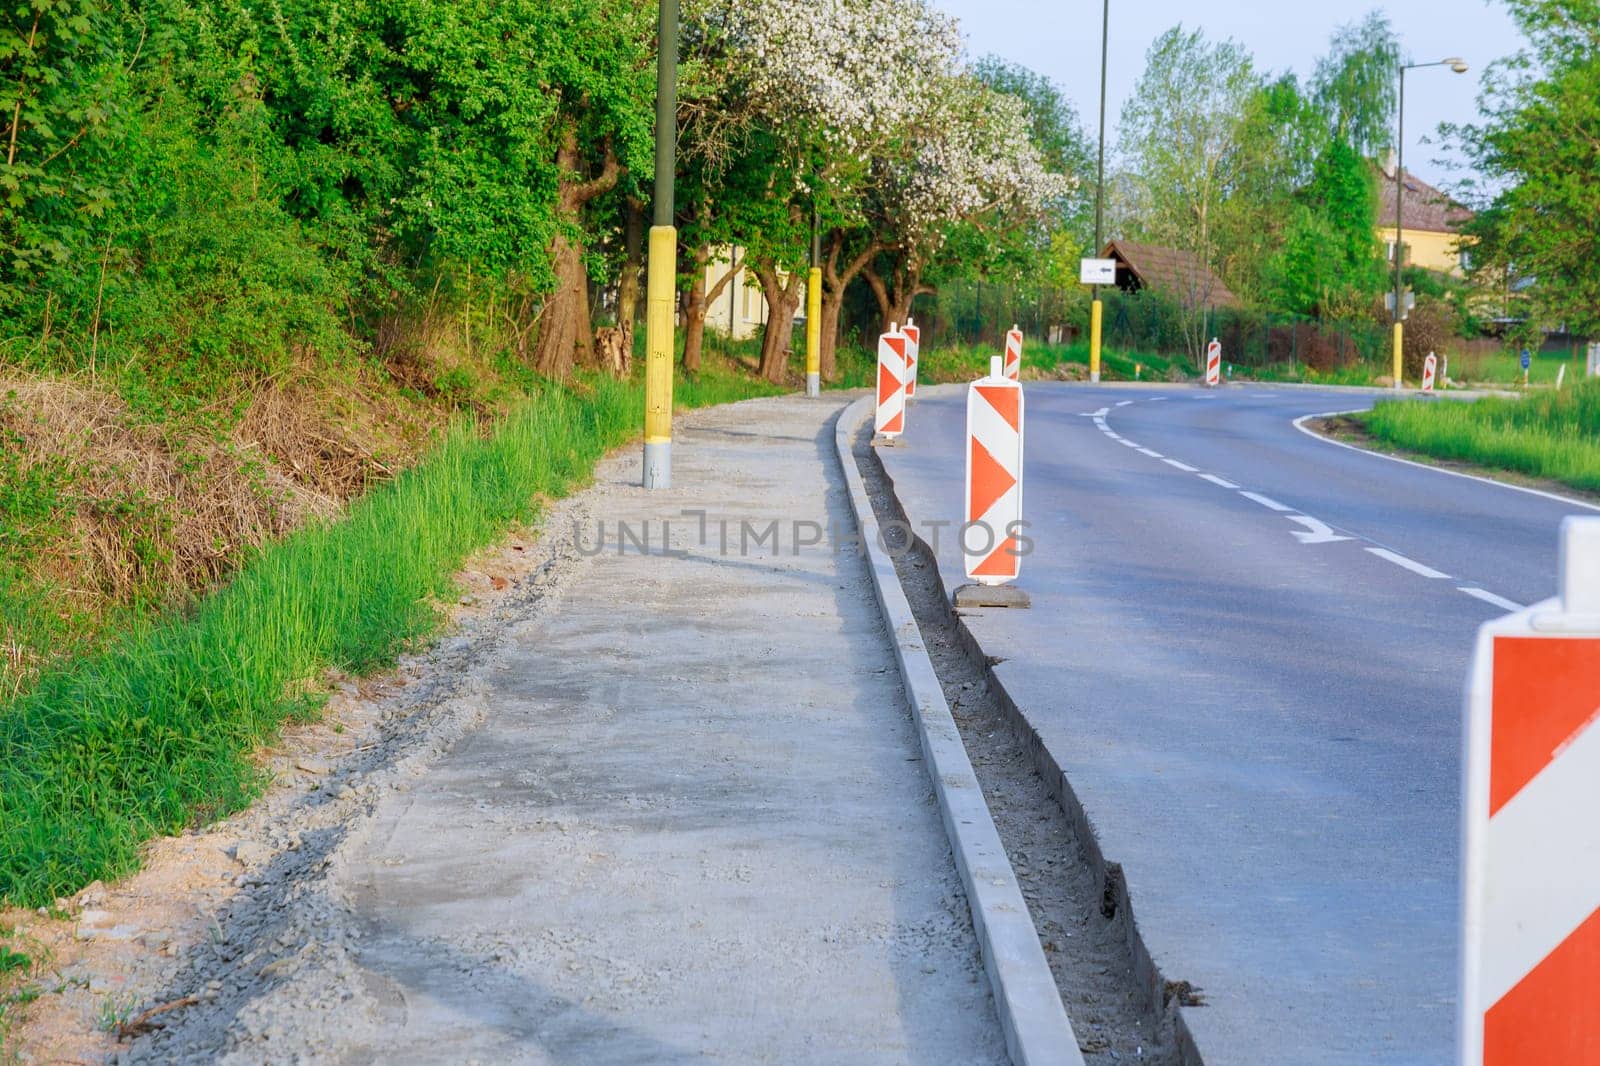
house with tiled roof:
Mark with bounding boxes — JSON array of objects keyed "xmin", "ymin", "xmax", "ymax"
[
  {"xmin": 1375, "ymin": 162, "xmax": 1475, "ymax": 277},
  {"xmin": 1099, "ymin": 239, "xmax": 1241, "ymax": 310}
]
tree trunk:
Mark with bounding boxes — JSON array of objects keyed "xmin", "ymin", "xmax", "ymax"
[
  {"xmin": 681, "ymin": 256, "xmax": 708, "ymax": 373},
  {"xmin": 531, "ymin": 126, "xmax": 620, "ymax": 378},
  {"xmin": 756, "ymin": 264, "xmax": 805, "ymax": 383},
  {"xmin": 819, "ymin": 232, "xmax": 882, "ymax": 380},
  {"xmin": 862, "ymin": 263, "xmax": 920, "ymax": 335}
]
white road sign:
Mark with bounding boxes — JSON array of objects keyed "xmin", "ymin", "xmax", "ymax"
[{"xmin": 1080, "ymin": 257, "xmax": 1116, "ymax": 286}]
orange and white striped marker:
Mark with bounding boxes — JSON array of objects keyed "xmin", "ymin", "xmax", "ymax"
[
  {"xmin": 1004, "ymin": 326, "xmax": 1023, "ymax": 382},
  {"xmin": 963, "ymin": 356, "xmax": 1024, "ymax": 585},
  {"xmin": 1205, "ymin": 338, "xmax": 1222, "ymax": 387},
  {"xmin": 1460, "ymin": 517, "xmax": 1600, "ymax": 1066},
  {"xmin": 1423, "ymin": 352, "xmax": 1438, "ymax": 392},
  {"xmin": 875, "ymin": 324, "xmax": 907, "ymax": 439},
  {"xmin": 904, "ymin": 319, "xmax": 921, "ymax": 399}
]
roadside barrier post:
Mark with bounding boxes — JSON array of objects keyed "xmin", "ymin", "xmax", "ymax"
[
  {"xmin": 1558, "ymin": 364, "xmax": 1567, "ymax": 390},
  {"xmin": 1459, "ymin": 516, "xmax": 1600, "ymax": 1065},
  {"xmin": 873, "ymin": 324, "xmax": 907, "ymax": 443},
  {"xmin": 1588, "ymin": 343, "xmax": 1599, "ymax": 378},
  {"xmin": 1205, "ymin": 338, "xmax": 1222, "ymax": 387},
  {"xmin": 1422, "ymin": 352, "xmax": 1437, "ymax": 393},
  {"xmin": 904, "ymin": 318, "xmax": 922, "ymax": 400},
  {"xmin": 1004, "ymin": 326, "xmax": 1023, "ymax": 381},
  {"xmin": 954, "ymin": 356, "xmax": 1029, "ymax": 609},
  {"xmin": 1443, "ymin": 354, "xmax": 1451, "ymax": 386}
]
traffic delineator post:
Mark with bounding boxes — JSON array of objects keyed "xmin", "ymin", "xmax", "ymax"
[
  {"xmin": 1004, "ymin": 325, "xmax": 1023, "ymax": 382},
  {"xmin": 1422, "ymin": 352, "xmax": 1438, "ymax": 393},
  {"xmin": 904, "ymin": 318, "xmax": 921, "ymax": 400},
  {"xmin": 954, "ymin": 356, "xmax": 1029, "ymax": 609},
  {"xmin": 873, "ymin": 324, "xmax": 907, "ymax": 443},
  {"xmin": 1204, "ymin": 338, "xmax": 1222, "ymax": 387},
  {"xmin": 1459, "ymin": 517, "xmax": 1600, "ymax": 1066}
]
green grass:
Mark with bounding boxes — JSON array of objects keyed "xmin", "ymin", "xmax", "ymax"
[
  {"xmin": 1448, "ymin": 346, "xmax": 1588, "ymax": 388},
  {"xmin": 0, "ymin": 357, "xmax": 778, "ymax": 907},
  {"xmin": 1357, "ymin": 379, "xmax": 1600, "ymax": 492},
  {"xmin": 1234, "ymin": 361, "xmax": 1388, "ymax": 387},
  {"xmin": 836, "ymin": 337, "xmax": 1190, "ymax": 387}
]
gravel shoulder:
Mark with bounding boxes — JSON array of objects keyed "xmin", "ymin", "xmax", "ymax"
[{"xmin": 7, "ymin": 395, "xmax": 1010, "ymax": 1064}]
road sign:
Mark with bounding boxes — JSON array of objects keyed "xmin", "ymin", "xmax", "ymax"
[
  {"xmin": 1422, "ymin": 352, "xmax": 1438, "ymax": 392},
  {"xmin": 1459, "ymin": 517, "xmax": 1600, "ymax": 1066},
  {"xmin": 874, "ymin": 325, "xmax": 907, "ymax": 440},
  {"xmin": 1386, "ymin": 291, "xmax": 1416, "ymax": 320},
  {"xmin": 1004, "ymin": 325, "xmax": 1023, "ymax": 382},
  {"xmin": 963, "ymin": 356, "xmax": 1024, "ymax": 586},
  {"xmin": 1205, "ymin": 338, "xmax": 1222, "ymax": 387},
  {"xmin": 903, "ymin": 318, "xmax": 921, "ymax": 400},
  {"xmin": 1079, "ymin": 257, "xmax": 1116, "ymax": 286},
  {"xmin": 1520, "ymin": 349, "xmax": 1531, "ymax": 371}
]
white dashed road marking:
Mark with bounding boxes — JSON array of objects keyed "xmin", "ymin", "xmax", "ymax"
[
  {"xmin": 1138, "ymin": 448, "xmax": 1165, "ymax": 459},
  {"xmin": 1458, "ymin": 587, "xmax": 1524, "ymax": 612},
  {"xmin": 1367, "ymin": 547, "xmax": 1451, "ymax": 580},
  {"xmin": 1163, "ymin": 459, "xmax": 1200, "ymax": 473},
  {"xmin": 1239, "ymin": 492, "xmax": 1293, "ymax": 513},
  {"xmin": 1199, "ymin": 474, "xmax": 1240, "ymax": 489}
]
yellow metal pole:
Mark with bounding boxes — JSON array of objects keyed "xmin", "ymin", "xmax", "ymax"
[
  {"xmin": 806, "ymin": 267, "xmax": 822, "ymax": 397},
  {"xmin": 1089, "ymin": 298, "xmax": 1104, "ymax": 383},
  {"xmin": 644, "ymin": 225, "xmax": 676, "ymax": 487},
  {"xmin": 1392, "ymin": 322, "xmax": 1404, "ymax": 390}
]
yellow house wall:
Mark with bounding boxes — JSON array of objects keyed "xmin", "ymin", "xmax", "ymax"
[{"xmin": 1376, "ymin": 226, "xmax": 1471, "ymax": 277}]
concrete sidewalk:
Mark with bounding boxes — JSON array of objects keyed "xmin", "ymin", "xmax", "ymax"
[{"xmin": 304, "ymin": 397, "xmax": 1006, "ymax": 1063}]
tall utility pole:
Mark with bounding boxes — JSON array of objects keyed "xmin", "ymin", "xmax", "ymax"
[
  {"xmin": 1391, "ymin": 56, "xmax": 1467, "ymax": 391},
  {"xmin": 806, "ymin": 204, "xmax": 821, "ymax": 398},
  {"xmin": 643, "ymin": 0, "xmax": 680, "ymax": 489},
  {"xmin": 1089, "ymin": 0, "xmax": 1109, "ymax": 384}
]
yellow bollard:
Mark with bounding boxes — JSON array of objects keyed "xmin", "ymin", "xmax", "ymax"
[
  {"xmin": 806, "ymin": 267, "xmax": 822, "ymax": 397},
  {"xmin": 1089, "ymin": 298, "xmax": 1104, "ymax": 383},
  {"xmin": 1392, "ymin": 321, "xmax": 1404, "ymax": 390},
  {"xmin": 644, "ymin": 225, "xmax": 676, "ymax": 489}
]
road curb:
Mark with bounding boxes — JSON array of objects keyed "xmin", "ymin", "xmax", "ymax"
[
  {"xmin": 849, "ymin": 386, "xmax": 1205, "ymax": 1066},
  {"xmin": 834, "ymin": 395, "xmax": 1084, "ymax": 1066}
]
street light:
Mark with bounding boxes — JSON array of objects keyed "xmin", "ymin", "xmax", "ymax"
[
  {"xmin": 1391, "ymin": 56, "xmax": 1468, "ymax": 390},
  {"xmin": 643, "ymin": 0, "xmax": 680, "ymax": 489},
  {"xmin": 1088, "ymin": 0, "xmax": 1109, "ymax": 384}
]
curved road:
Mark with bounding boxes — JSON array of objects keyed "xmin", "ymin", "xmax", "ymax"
[{"xmin": 876, "ymin": 383, "xmax": 1596, "ymax": 1065}]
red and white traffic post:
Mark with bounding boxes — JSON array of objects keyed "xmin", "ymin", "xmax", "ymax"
[
  {"xmin": 1004, "ymin": 325, "xmax": 1023, "ymax": 382},
  {"xmin": 1459, "ymin": 516, "xmax": 1600, "ymax": 1065},
  {"xmin": 953, "ymin": 356, "xmax": 1029, "ymax": 608},
  {"xmin": 903, "ymin": 318, "xmax": 922, "ymax": 399},
  {"xmin": 1204, "ymin": 338, "xmax": 1222, "ymax": 387},
  {"xmin": 874, "ymin": 324, "xmax": 908, "ymax": 442},
  {"xmin": 1422, "ymin": 352, "xmax": 1438, "ymax": 393}
]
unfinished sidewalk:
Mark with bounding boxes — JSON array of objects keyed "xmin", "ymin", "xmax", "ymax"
[{"xmin": 129, "ymin": 395, "xmax": 1010, "ymax": 1064}]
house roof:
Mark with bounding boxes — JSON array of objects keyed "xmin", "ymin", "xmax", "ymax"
[
  {"xmin": 1100, "ymin": 240, "xmax": 1240, "ymax": 309},
  {"xmin": 1376, "ymin": 167, "xmax": 1473, "ymax": 234}
]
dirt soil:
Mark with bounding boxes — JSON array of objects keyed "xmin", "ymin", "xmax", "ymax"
[{"xmin": 854, "ymin": 430, "xmax": 1181, "ymax": 1066}]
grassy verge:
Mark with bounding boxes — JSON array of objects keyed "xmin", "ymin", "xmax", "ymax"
[
  {"xmin": 0, "ymin": 356, "xmax": 778, "ymax": 908},
  {"xmin": 1356, "ymin": 380, "xmax": 1600, "ymax": 492},
  {"xmin": 836, "ymin": 337, "xmax": 1189, "ymax": 387}
]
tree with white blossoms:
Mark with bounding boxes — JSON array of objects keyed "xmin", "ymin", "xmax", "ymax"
[{"xmin": 861, "ymin": 75, "xmax": 1075, "ymax": 336}]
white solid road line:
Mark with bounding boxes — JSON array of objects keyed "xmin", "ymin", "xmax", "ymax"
[
  {"xmin": 1163, "ymin": 459, "xmax": 1200, "ymax": 473},
  {"xmin": 1458, "ymin": 586, "xmax": 1524, "ymax": 612},
  {"xmin": 1367, "ymin": 547, "xmax": 1451, "ymax": 580},
  {"xmin": 1239, "ymin": 492, "xmax": 1293, "ymax": 512},
  {"xmin": 1291, "ymin": 411, "xmax": 1600, "ymax": 515},
  {"xmin": 1119, "ymin": 440, "xmax": 1141, "ymax": 449},
  {"xmin": 1199, "ymin": 474, "xmax": 1240, "ymax": 489},
  {"xmin": 1138, "ymin": 448, "xmax": 1165, "ymax": 459}
]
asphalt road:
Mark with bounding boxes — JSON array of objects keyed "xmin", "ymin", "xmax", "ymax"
[{"xmin": 876, "ymin": 382, "xmax": 1598, "ymax": 1065}]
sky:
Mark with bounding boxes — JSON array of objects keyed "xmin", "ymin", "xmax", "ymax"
[{"xmin": 930, "ymin": 0, "xmax": 1522, "ymax": 192}]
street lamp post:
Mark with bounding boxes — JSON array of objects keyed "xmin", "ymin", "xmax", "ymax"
[
  {"xmin": 1088, "ymin": 0, "xmax": 1109, "ymax": 384},
  {"xmin": 1391, "ymin": 56, "xmax": 1468, "ymax": 390},
  {"xmin": 643, "ymin": 0, "xmax": 680, "ymax": 490}
]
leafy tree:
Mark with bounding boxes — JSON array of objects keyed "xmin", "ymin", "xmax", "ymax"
[
  {"xmin": 1311, "ymin": 11, "xmax": 1400, "ymax": 158},
  {"xmin": 1116, "ymin": 25, "xmax": 1260, "ymax": 359},
  {"xmin": 1453, "ymin": 0, "xmax": 1600, "ymax": 338},
  {"xmin": 1263, "ymin": 139, "xmax": 1383, "ymax": 317}
]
